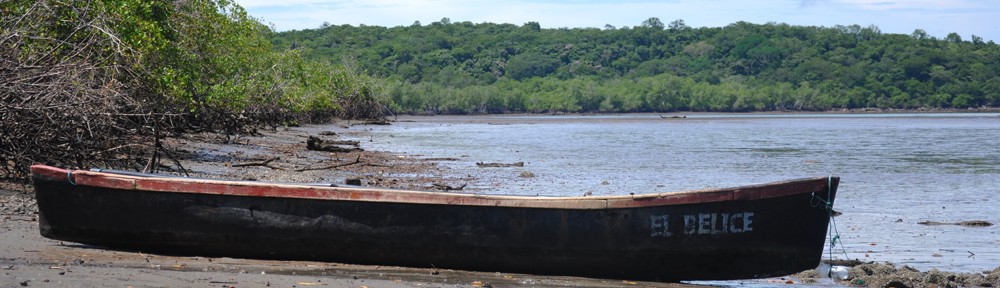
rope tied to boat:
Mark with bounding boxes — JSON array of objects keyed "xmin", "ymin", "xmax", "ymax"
[
  {"xmin": 811, "ymin": 175, "xmax": 849, "ymax": 275},
  {"xmin": 67, "ymin": 169, "xmax": 76, "ymax": 186}
]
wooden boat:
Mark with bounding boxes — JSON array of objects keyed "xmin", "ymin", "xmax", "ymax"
[{"xmin": 31, "ymin": 164, "xmax": 839, "ymax": 281}]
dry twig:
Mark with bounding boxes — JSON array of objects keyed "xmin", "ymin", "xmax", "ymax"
[
  {"xmin": 295, "ymin": 156, "xmax": 362, "ymax": 172},
  {"xmin": 233, "ymin": 157, "xmax": 282, "ymax": 170}
]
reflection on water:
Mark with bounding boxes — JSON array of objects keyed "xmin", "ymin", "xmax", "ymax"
[{"xmin": 357, "ymin": 113, "xmax": 1000, "ymax": 273}]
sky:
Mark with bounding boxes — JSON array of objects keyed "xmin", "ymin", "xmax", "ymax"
[{"xmin": 235, "ymin": 0, "xmax": 1000, "ymax": 43}]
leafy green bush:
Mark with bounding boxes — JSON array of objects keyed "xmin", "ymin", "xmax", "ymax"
[{"xmin": 0, "ymin": 0, "xmax": 385, "ymax": 180}]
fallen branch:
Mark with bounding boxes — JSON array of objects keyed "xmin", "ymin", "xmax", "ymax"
[
  {"xmin": 158, "ymin": 137, "xmax": 190, "ymax": 176},
  {"xmin": 659, "ymin": 114, "xmax": 687, "ymax": 119},
  {"xmin": 917, "ymin": 220, "xmax": 993, "ymax": 227},
  {"xmin": 476, "ymin": 161, "xmax": 524, "ymax": 167},
  {"xmin": 295, "ymin": 156, "xmax": 362, "ymax": 172},
  {"xmin": 432, "ymin": 183, "xmax": 466, "ymax": 191},
  {"xmin": 306, "ymin": 136, "xmax": 363, "ymax": 152},
  {"xmin": 326, "ymin": 140, "xmax": 360, "ymax": 146},
  {"xmin": 233, "ymin": 157, "xmax": 281, "ymax": 170}
]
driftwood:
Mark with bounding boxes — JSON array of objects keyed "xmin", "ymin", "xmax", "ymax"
[
  {"xmin": 432, "ymin": 183, "xmax": 466, "ymax": 191},
  {"xmin": 326, "ymin": 140, "xmax": 361, "ymax": 146},
  {"xmin": 233, "ymin": 157, "xmax": 281, "ymax": 170},
  {"xmin": 476, "ymin": 161, "xmax": 524, "ymax": 167},
  {"xmin": 422, "ymin": 157, "xmax": 461, "ymax": 161},
  {"xmin": 295, "ymin": 156, "xmax": 362, "ymax": 172},
  {"xmin": 306, "ymin": 136, "xmax": 363, "ymax": 152},
  {"xmin": 917, "ymin": 220, "xmax": 993, "ymax": 227},
  {"xmin": 659, "ymin": 114, "xmax": 687, "ymax": 119}
]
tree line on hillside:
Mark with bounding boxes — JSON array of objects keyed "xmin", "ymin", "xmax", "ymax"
[
  {"xmin": 272, "ymin": 17, "xmax": 1000, "ymax": 114},
  {"xmin": 0, "ymin": 0, "xmax": 384, "ymax": 180}
]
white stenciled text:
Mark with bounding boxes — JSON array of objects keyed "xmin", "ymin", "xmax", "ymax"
[
  {"xmin": 683, "ymin": 212, "xmax": 754, "ymax": 235},
  {"xmin": 649, "ymin": 212, "xmax": 755, "ymax": 237},
  {"xmin": 649, "ymin": 215, "xmax": 672, "ymax": 237}
]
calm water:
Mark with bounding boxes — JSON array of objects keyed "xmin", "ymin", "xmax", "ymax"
[{"xmin": 356, "ymin": 113, "xmax": 1000, "ymax": 273}]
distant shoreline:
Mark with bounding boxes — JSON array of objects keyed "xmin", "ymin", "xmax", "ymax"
[
  {"xmin": 809, "ymin": 106, "xmax": 1000, "ymax": 114},
  {"xmin": 396, "ymin": 107, "xmax": 1000, "ymax": 117}
]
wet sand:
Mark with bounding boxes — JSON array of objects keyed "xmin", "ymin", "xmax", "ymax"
[
  {"xmin": 2, "ymin": 213, "xmax": 686, "ymax": 287},
  {"xmin": 3, "ymin": 120, "xmax": 999, "ymax": 287}
]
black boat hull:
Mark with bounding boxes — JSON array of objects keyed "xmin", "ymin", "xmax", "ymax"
[{"xmin": 32, "ymin": 165, "xmax": 838, "ymax": 281}]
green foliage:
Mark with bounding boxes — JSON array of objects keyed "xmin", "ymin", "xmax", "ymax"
[
  {"xmin": 138, "ymin": 0, "xmax": 383, "ymax": 123},
  {"xmin": 505, "ymin": 52, "xmax": 560, "ymax": 80},
  {"xmin": 2, "ymin": 0, "xmax": 386, "ymax": 179},
  {"xmin": 274, "ymin": 18, "xmax": 1000, "ymax": 114}
]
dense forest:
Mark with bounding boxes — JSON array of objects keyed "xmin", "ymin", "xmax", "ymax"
[{"xmin": 272, "ymin": 18, "xmax": 1000, "ymax": 114}]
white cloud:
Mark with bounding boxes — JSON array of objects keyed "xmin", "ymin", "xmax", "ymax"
[
  {"xmin": 833, "ymin": 0, "xmax": 977, "ymax": 10},
  {"xmin": 237, "ymin": 0, "xmax": 1000, "ymax": 42}
]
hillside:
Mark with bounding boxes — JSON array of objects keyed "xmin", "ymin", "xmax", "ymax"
[{"xmin": 272, "ymin": 18, "xmax": 1000, "ymax": 114}]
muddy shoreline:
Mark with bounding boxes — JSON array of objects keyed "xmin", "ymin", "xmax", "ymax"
[{"xmin": 3, "ymin": 121, "xmax": 999, "ymax": 287}]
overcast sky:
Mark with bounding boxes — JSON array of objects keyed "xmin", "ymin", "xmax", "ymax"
[{"xmin": 235, "ymin": 0, "xmax": 999, "ymax": 43}]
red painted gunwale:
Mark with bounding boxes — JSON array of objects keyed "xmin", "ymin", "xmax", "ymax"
[{"xmin": 31, "ymin": 164, "xmax": 831, "ymax": 209}]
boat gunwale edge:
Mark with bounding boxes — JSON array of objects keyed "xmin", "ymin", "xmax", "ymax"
[{"xmin": 31, "ymin": 164, "xmax": 836, "ymax": 210}]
